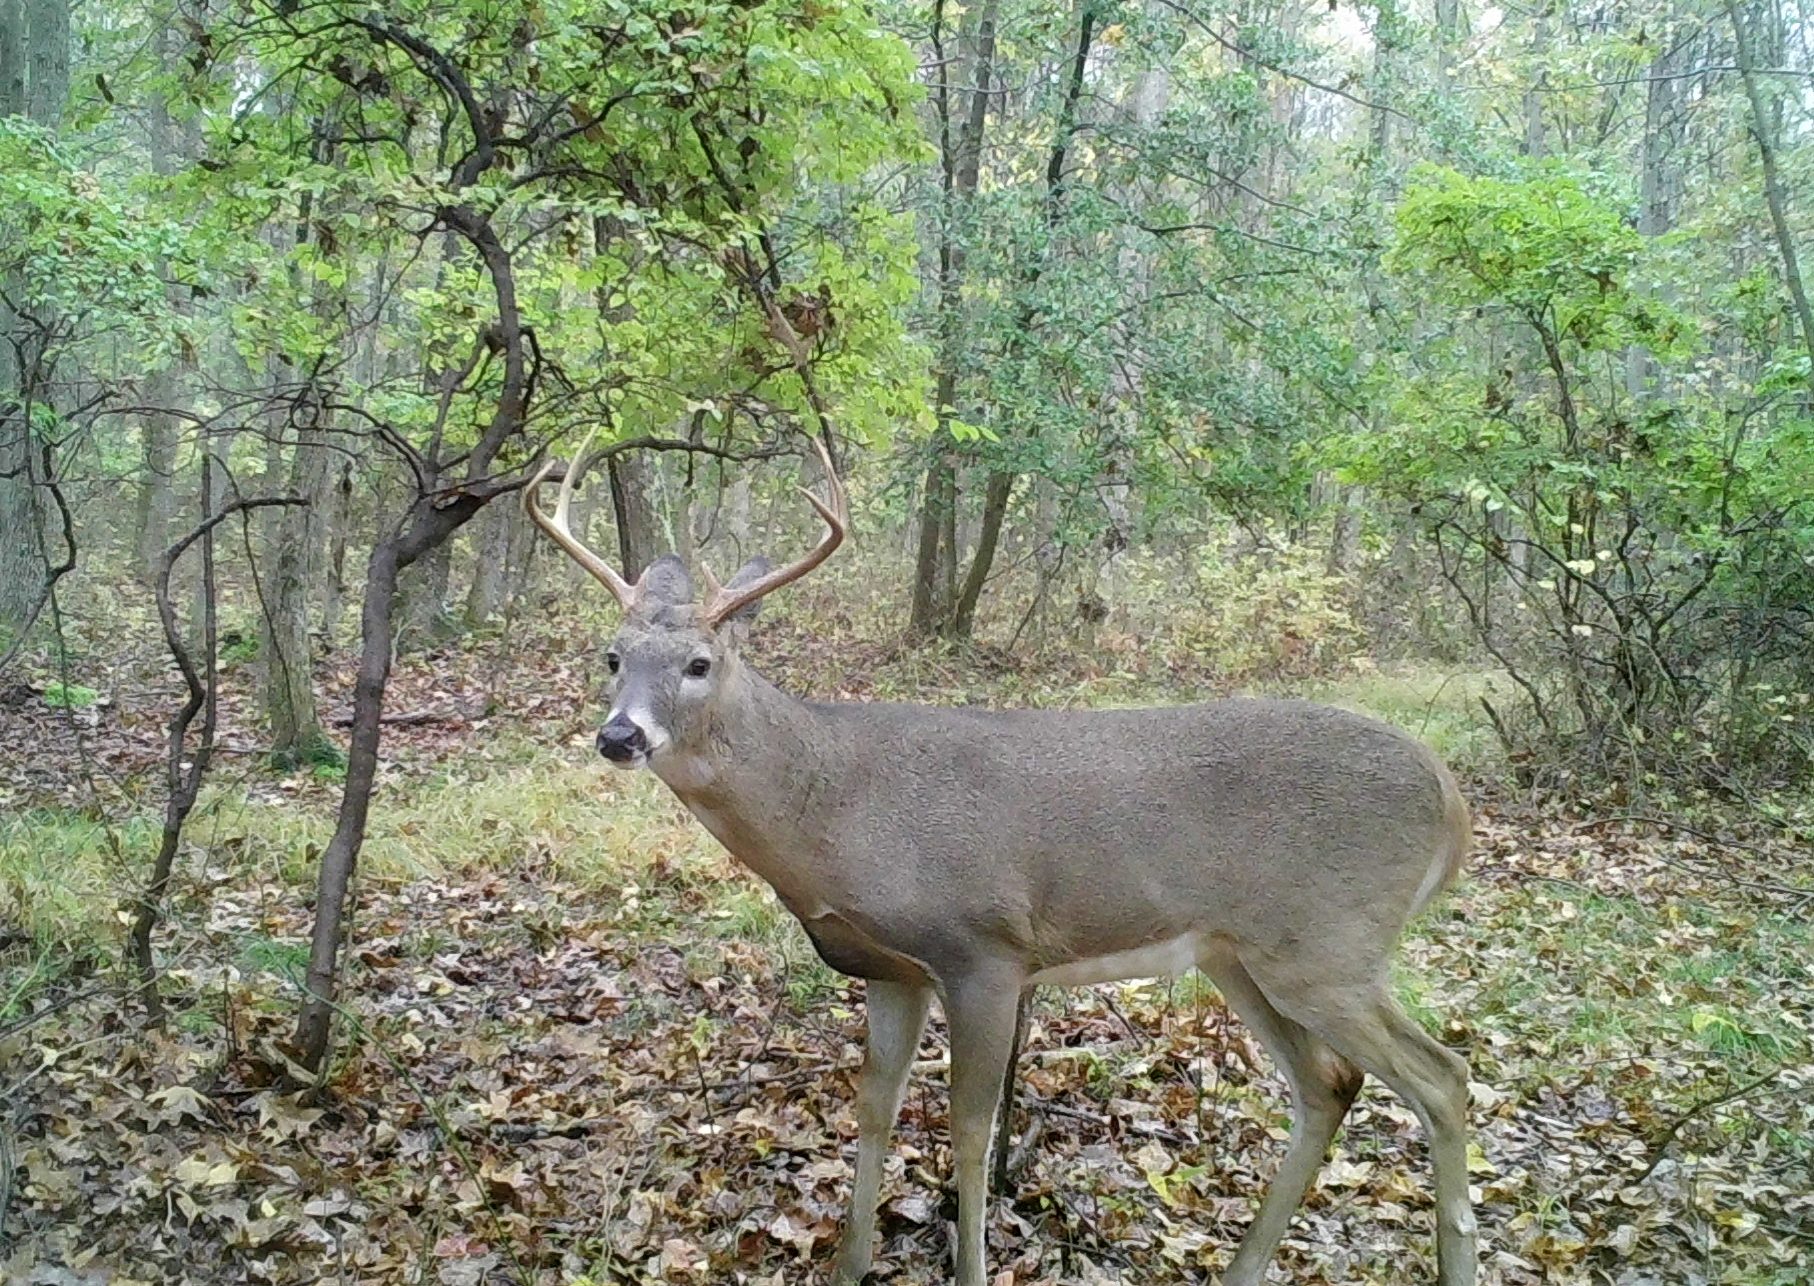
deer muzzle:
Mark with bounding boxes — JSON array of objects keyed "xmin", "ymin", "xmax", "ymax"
[{"xmin": 596, "ymin": 715, "xmax": 649, "ymax": 766}]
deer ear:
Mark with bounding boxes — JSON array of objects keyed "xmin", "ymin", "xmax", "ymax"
[
  {"xmin": 636, "ymin": 554, "xmax": 694, "ymax": 608},
  {"xmin": 720, "ymin": 556, "xmax": 773, "ymax": 625}
]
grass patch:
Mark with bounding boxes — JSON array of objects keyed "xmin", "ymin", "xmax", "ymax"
[
  {"xmin": 1298, "ymin": 663, "xmax": 1507, "ymax": 773},
  {"xmin": 237, "ymin": 934, "xmax": 310, "ymax": 982},
  {"xmin": 0, "ymin": 809, "xmax": 151, "ymax": 952},
  {"xmin": 41, "ymin": 680, "xmax": 102, "ymax": 710}
]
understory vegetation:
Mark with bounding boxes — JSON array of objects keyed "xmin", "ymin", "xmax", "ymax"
[
  {"xmin": 4, "ymin": 596, "xmax": 1811, "ymax": 1283},
  {"xmin": 4, "ymin": 0, "xmax": 1814, "ymax": 1280}
]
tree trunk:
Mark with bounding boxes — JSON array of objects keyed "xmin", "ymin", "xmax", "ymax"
[
  {"xmin": 909, "ymin": 0, "xmax": 999, "ymax": 636},
  {"xmin": 0, "ymin": 0, "xmax": 23, "ymax": 115},
  {"xmin": 0, "ymin": 0, "xmax": 67, "ymax": 648},
  {"xmin": 1726, "ymin": 0, "xmax": 1814, "ymax": 388},
  {"xmin": 607, "ymin": 452, "xmax": 660, "ymax": 580},
  {"xmin": 263, "ymin": 425, "xmax": 332, "ymax": 766},
  {"xmin": 464, "ymin": 500, "xmax": 513, "ymax": 627},
  {"xmin": 725, "ymin": 467, "xmax": 753, "ymax": 559},
  {"xmin": 398, "ymin": 541, "xmax": 451, "ymax": 647},
  {"xmin": 136, "ymin": 393, "xmax": 180, "ymax": 583},
  {"xmin": 318, "ymin": 459, "xmax": 353, "ymax": 639},
  {"xmin": 1523, "ymin": 9, "xmax": 1548, "ymax": 158},
  {"xmin": 135, "ymin": 33, "xmax": 191, "ymax": 584},
  {"xmin": 22, "ymin": 0, "xmax": 66, "ymax": 125},
  {"xmin": 1626, "ymin": 15, "xmax": 1685, "ymax": 398},
  {"xmin": 948, "ymin": 469, "xmax": 1013, "ymax": 638}
]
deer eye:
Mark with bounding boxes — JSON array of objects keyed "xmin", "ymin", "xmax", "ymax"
[
  {"xmin": 684, "ymin": 657, "xmax": 712, "ymax": 679},
  {"xmin": 605, "ymin": 652, "xmax": 621, "ymax": 675}
]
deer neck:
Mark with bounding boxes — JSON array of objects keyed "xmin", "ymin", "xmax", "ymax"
[{"xmin": 651, "ymin": 663, "xmax": 842, "ymax": 904}]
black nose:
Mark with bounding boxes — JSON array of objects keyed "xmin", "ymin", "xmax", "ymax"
[{"xmin": 596, "ymin": 717, "xmax": 648, "ymax": 763}]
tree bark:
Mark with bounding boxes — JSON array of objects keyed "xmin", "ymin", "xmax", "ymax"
[
  {"xmin": 1626, "ymin": 15, "xmax": 1685, "ymax": 399},
  {"xmin": 22, "ymin": 0, "xmax": 66, "ymax": 125},
  {"xmin": 0, "ymin": 0, "xmax": 24, "ymax": 115},
  {"xmin": 948, "ymin": 469, "xmax": 1013, "ymax": 637},
  {"xmin": 262, "ymin": 123, "xmax": 345, "ymax": 762},
  {"xmin": 909, "ymin": 0, "xmax": 999, "ymax": 636},
  {"xmin": 0, "ymin": 0, "xmax": 67, "ymax": 647},
  {"xmin": 317, "ymin": 458, "xmax": 353, "ymax": 639},
  {"xmin": 135, "ymin": 29, "xmax": 192, "ymax": 583},
  {"xmin": 464, "ymin": 500, "xmax": 513, "ymax": 626},
  {"xmin": 607, "ymin": 452, "xmax": 661, "ymax": 580},
  {"xmin": 1726, "ymin": 0, "xmax": 1814, "ymax": 388},
  {"xmin": 398, "ymin": 541, "xmax": 451, "ymax": 647},
  {"xmin": 263, "ymin": 423, "xmax": 333, "ymax": 765}
]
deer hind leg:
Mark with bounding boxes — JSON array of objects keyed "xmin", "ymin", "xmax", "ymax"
[
  {"xmin": 1244, "ymin": 959, "xmax": 1478, "ymax": 1286},
  {"xmin": 1199, "ymin": 947, "xmax": 1363, "ymax": 1286},
  {"xmin": 833, "ymin": 979, "xmax": 931, "ymax": 1285}
]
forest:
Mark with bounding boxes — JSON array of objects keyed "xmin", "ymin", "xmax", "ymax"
[{"xmin": 1, "ymin": 0, "xmax": 1810, "ymax": 1281}]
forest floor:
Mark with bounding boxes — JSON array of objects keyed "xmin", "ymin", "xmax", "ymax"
[{"xmin": 1, "ymin": 603, "xmax": 1810, "ymax": 1284}]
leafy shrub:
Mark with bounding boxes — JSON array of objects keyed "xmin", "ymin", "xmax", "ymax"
[
  {"xmin": 1335, "ymin": 164, "xmax": 1814, "ymax": 787},
  {"xmin": 1150, "ymin": 541, "xmax": 1364, "ymax": 683}
]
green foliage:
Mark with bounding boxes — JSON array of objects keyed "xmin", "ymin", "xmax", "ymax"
[
  {"xmin": 0, "ymin": 121, "xmax": 191, "ymax": 361},
  {"xmin": 1330, "ymin": 165, "xmax": 1814, "ymax": 783},
  {"xmin": 1389, "ymin": 165, "xmax": 1688, "ymax": 354},
  {"xmin": 180, "ymin": 0, "xmax": 930, "ymax": 471},
  {"xmin": 268, "ymin": 729, "xmax": 345, "ymax": 775},
  {"xmin": 1144, "ymin": 541, "xmax": 1364, "ymax": 683},
  {"xmin": 218, "ymin": 631, "xmax": 258, "ymax": 666},
  {"xmin": 40, "ymin": 680, "xmax": 100, "ymax": 709}
]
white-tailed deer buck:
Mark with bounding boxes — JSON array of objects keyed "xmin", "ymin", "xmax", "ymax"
[{"xmin": 525, "ymin": 433, "xmax": 1477, "ymax": 1286}]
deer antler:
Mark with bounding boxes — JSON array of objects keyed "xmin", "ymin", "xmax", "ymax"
[
  {"xmin": 699, "ymin": 433, "xmax": 847, "ymax": 628},
  {"xmin": 522, "ymin": 425, "xmax": 641, "ymax": 611}
]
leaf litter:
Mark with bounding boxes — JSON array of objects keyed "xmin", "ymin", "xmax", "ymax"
[{"xmin": 2, "ymin": 615, "xmax": 1810, "ymax": 1283}]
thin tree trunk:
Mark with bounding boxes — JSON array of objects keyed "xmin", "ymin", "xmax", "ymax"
[
  {"xmin": 1627, "ymin": 16, "xmax": 1685, "ymax": 399},
  {"xmin": 947, "ymin": 0, "xmax": 1094, "ymax": 639},
  {"xmin": 263, "ymin": 424, "xmax": 332, "ymax": 765},
  {"xmin": 1726, "ymin": 0, "xmax": 1814, "ymax": 387},
  {"xmin": 263, "ymin": 125, "xmax": 344, "ymax": 761},
  {"xmin": 607, "ymin": 452, "xmax": 660, "ymax": 580},
  {"xmin": 318, "ymin": 459, "xmax": 353, "ymax": 639},
  {"xmin": 948, "ymin": 469, "xmax": 1014, "ymax": 637},
  {"xmin": 909, "ymin": 0, "xmax": 999, "ymax": 636},
  {"xmin": 137, "ymin": 391, "xmax": 180, "ymax": 582},
  {"xmin": 464, "ymin": 500, "xmax": 512, "ymax": 626},
  {"xmin": 135, "ymin": 31, "xmax": 191, "ymax": 583},
  {"xmin": 293, "ymin": 121, "xmax": 537, "ymax": 1068},
  {"xmin": 0, "ymin": 0, "xmax": 67, "ymax": 646},
  {"xmin": 1523, "ymin": 9, "xmax": 1549, "ymax": 158}
]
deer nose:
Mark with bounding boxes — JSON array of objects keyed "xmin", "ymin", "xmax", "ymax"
[{"xmin": 596, "ymin": 717, "xmax": 648, "ymax": 763}]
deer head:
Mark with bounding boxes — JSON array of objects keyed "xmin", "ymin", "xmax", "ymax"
[{"xmin": 522, "ymin": 430, "xmax": 846, "ymax": 771}]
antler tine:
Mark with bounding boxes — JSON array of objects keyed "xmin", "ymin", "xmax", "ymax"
[
  {"xmin": 522, "ymin": 426, "xmax": 641, "ymax": 610},
  {"xmin": 700, "ymin": 432, "xmax": 847, "ymax": 628}
]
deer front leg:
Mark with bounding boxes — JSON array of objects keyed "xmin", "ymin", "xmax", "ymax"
[
  {"xmin": 944, "ymin": 972, "xmax": 1023, "ymax": 1286},
  {"xmin": 833, "ymin": 979, "xmax": 931, "ymax": 1284}
]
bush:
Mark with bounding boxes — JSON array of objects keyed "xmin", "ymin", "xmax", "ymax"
[
  {"xmin": 1133, "ymin": 540, "xmax": 1364, "ymax": 683},
  {"xmin": 1335, "ymin": 164, "xmax": 1814, "ymax": 789}
]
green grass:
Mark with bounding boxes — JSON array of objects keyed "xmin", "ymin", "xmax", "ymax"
[
  {"xmin": 41, "ymin": 680, "xmax": 102, "ymax": 709},
  {"xmin": 0, "ymin": 809, "xmax": 155, "ymax": 951},
  {"xmin": 238, "ymin": 934, "xmax": 310, "ymax": 981},
  {"xmin": 1445, "ymin": 879, "xmax": 1810, "ymax": 1074},
  {"xmin": 1298, "ymin": 663, "xmax": 1508, "ymax": 773}
]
